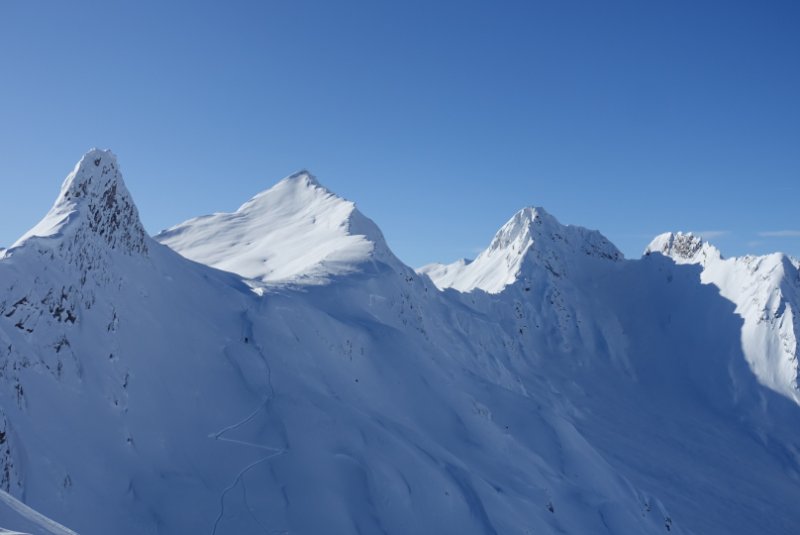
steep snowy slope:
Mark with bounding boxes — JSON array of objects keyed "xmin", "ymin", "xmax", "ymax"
[
  {"xmin": 646, "ymin": 232, "xmax": 800, "ymax": 403},
  {"xmin": 155, "ymin": 170, "xmax": 403, "ymax": 286},
  {"xmin": 419, "ymin": 207, "xmax": 622, "ymax": 293}
]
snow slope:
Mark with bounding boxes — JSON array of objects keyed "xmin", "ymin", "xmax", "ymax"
[
  {"xmin": 418, "ymin": 206, "xmax": 622, "ymax": 293},
  {"xmin": 2, "ymin": 150, "xmax": 800, "ymax": 535},
  {"xmin": 646, "ymin": 231, "xmax": 800, "ymax": 403},
  {"xmin": 155, "ymin": 170, "xmax": 402, "ymax": 286}
]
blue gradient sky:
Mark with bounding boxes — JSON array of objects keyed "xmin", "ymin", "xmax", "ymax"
[{"xmin": 1, "ymin": 0, "xmax": 798, "ymax": 266}]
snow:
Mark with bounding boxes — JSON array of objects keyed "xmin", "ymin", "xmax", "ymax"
[
  {"xmin": 418, "ymin": 207, "xmax": 622, "ymax": 293},
  {"xmin": 645, "ymin": 231, "xmax": 722, "ymax": 265},
  {"xmin": 1, "ymin": 150, "xmax": 800, "ymax": 535},
  {"xmin": 155, "ymin": 170, "xmax": 401, "ymax": 286},
  {"xmin": 417, "ymin": 258, "xmax": 472, "ymax": 289},
  {"xmin": 646, "ymin": 232, "xmax": 800, "ymax": 403},
  {"xmin": 8, "ymin": 149, "xmax": 146, "ymax": 256},
  {"xmin": 0, "ymin": 490, "xmax": 77, "ymax": 535}
]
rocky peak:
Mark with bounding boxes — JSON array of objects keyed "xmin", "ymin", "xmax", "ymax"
[
  {"xmin": 11, "ymin": 149, "xmax": 148, "ymax": 257},
  {"xmin": 644, "ymin": 232, "xmax": 720, "ymax": 265}
]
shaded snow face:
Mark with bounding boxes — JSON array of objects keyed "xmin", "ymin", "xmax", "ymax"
[{"xmin": 645, "ymin": 232, "xmax": 800, "ymax": 404}]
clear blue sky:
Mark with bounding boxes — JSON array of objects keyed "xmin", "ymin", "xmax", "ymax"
[{"xmin": 1, "ymin": 0, "xmax": 798, "ymax": 265}]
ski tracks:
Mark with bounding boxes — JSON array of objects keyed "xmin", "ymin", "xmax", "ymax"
[{"xmin": 209, "ymin": 310, "xmax": 287, "ymax": 535}]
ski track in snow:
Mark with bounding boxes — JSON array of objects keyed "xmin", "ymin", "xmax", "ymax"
[
  {"xmin": 210, "ymin": 451, "xmax": 286, "ymax": 535},
  {"xmin": 209, "ymin": 311, "xmax": 287, "ymax": 535},
  {"xmin": 0, "ymin": 490, "xmax": 78, "ymax": 535}
]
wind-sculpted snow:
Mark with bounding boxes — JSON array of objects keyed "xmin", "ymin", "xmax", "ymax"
[
  {"xmin": 1, "ymin": 150, "xmax": 800, "ymax": 535},
  {"xmin": 156, "ymin": 170, "xmax": 403, "ymax": 286}
]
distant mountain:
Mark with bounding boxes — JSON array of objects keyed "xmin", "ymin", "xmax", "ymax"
[
  {"xmin": 418, "ymin": 206, "xmax": 621, "ymax": 293},
  {"xmin": 1, "ymin": 150, "xmax": 800, "ymax": 535},
  {"xmin": 645, "ymin": 231, "xmax": 800, "ymax": 403}
]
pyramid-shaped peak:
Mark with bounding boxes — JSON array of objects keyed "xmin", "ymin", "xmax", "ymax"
[
  {"xmin": 488, "ymin": 206, "xmax": 556, "ymax": 251},
  {"xmin": 423, "ymin": 206, "xmax": 621, "ymax": 293},
  {"xmin": 237, "ymin": 169, "xmax": 334, "ymax": 213},
  {"xmin": 63, "ymin": 148, "xmax": 119, "ymax": 189},
  {"xmin": 10, "ymin": 149, "xmax": 147, "ymax": 256},
  {"xmin": 645, "ymin": 232, "xmax": 721, "ymax": 265},
  {"xmin": 489, "ymin": 206, "xmax": 620, "ymax": 261},
  {"xmin": 517, "ymin": 206, "xmax": 551, "ymax": 220},
  {"xmin": 157, "ymin": 169, "xmax": 404, "ymax": 286},
  {"xmin": 504, "ymin": 206, "xmax": 554, "ymax": 228}
]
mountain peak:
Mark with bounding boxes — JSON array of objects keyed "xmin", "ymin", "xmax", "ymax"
[
  {"xmin": 49, "ymin": 148, "xmax": 118, "ymax": 199},
  {"xmin": 10, "ymin": 149, "xmax": 148, "ymax": 256},
  {"xmin": 644, "ymin": 232, "xmax": 721, "ymax": 265},
  {"xmin": 283, "ymin": 169, "xmax": 320, "ymax": 187},
  {"xmin": 486, "ymin": 206, "xmax": 551, "ymax": 253},
  {"xmin": 420, "ymin": 206, "xmax": 622, "ymax": 293},
  {"xmin": 237, "ymin": 168, "xmax": 328, "ymax": 213},
  {"xmin": 157, "ymin": 170, "xmax": 402, "ymax": 285}
]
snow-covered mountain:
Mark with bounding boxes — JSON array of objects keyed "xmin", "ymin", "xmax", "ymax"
[
  {"xmin": 155, "ymin": 170, "xmax": 404, "ymax": 286},
  {"xmin": 2, "ymin": 150, "xmax": 800, "ymax": 535},
  {"xmin": 645, "ymin": 231, "xmax": 800, "ymax": 404},
  {"xmin": 418, "ymin": 206, "xmax": 622, "ymax": 293}
]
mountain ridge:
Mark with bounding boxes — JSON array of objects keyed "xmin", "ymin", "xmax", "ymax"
[
  {"xmin": 645, "ymin": 231, "xmax": 800, "ymax": 402},
  {"xmin": 2, "ymin": 150, "xmax": 800, "ymax": 535}
]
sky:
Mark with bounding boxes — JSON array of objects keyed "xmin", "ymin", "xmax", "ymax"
[{"xmin": 0, "ymin": 0, "xmax": 798, "ymax": 266}]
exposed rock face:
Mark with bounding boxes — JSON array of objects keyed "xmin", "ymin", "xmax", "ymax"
[{"xmin": 644, "ymin": 232, "xmax": 720, "ymax": 265}]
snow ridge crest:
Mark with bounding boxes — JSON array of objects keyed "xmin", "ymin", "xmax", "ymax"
[
  {"xmin": 493, "ymin": 206, "xmax": 621, "ymax": 261},
  {"xmin": 156, "ymin": 167, "xmax": 403, "ymax": 285}
]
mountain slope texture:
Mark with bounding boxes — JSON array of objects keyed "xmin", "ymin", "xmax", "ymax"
[{"xmin": 0, "ymin": 150, "xmax": 799, "ymax": 535}]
